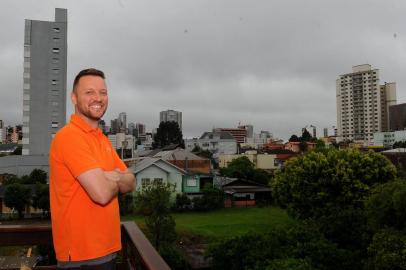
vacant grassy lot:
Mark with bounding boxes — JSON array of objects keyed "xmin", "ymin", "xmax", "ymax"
[{"xmin": 125, "ymin": 206, "xmax": 294, "ymax": 240}]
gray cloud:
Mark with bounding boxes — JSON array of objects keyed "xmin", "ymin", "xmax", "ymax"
[{"xmin": 1, "ymin": 0, "xmax": 406, "ymax": 140}]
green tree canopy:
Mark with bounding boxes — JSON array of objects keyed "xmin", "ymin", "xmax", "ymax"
[
  {"xmin": 220, "ymin": 156, "xmax": 271, "ymax": 185},
  {"xmin": 32, "ymin": 183, "xmax": 50, "ymax": 216},
  {"xmin": 272, "ymin": 148, "xmax": 396, "ymax": 250},
  {"xmin": 366, "ymin": 228, "xmax": 406, "ymax": 270},
  {"xmin": 289, "ymin": 135, "xmax": 300, "ymax": 142},
  {"xmin": 153, "ymin": 121, "xmax": 184, "ymax": 149},
  {"xmin": 29, "ymin": 169, "xmax": 47, "ymax": 184},
  {"xmin": 392, "ymin": 141, "xmax": 406, "ymax": 149},
  {"xmin": 135, "ymin": 182, "xmax": 177, "ymax": 250},
  {"xmin": 301, "ymin": 128, "xmax": 313, "ymax": 142},
  {"xmin": 4, "ymin": 183, "xmax": 31, "ymax": 219},
  {"xmin": 366, "ymin": 180, "xmax": 406, "ymax": 232},
  {"xmin": 207, "ymin": 222, "xmax": 348, "ymax": 270}
]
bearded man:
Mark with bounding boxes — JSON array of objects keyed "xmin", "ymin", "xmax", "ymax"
[{"xmin": 49, "ymin": 68, "xmax": 135, "ymax": 270}]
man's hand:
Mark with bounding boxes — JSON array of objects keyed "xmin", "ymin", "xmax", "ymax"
[
  {"xmin": 104, "ymin": 169, "xmax": 135, "ymax": 193},
  {"xmin": 104, "ymin": 170, "xmax": 121, "ymax": 182}
]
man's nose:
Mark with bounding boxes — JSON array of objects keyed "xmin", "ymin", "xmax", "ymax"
[{"xmin": 94, "ymin": 92, "xmax": 103, "ymax": 101}]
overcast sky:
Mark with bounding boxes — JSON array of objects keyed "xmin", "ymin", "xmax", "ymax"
[{"xmin": 1, "ymin": 0, "xmax": 405, "ymax": 140}]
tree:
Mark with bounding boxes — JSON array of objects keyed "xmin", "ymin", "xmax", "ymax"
[
  {"xmin": 32, "ymin": 183, "xmax": 50, "ymax": 217},
  {"xmin": 289, "ymin": 135, "xmax": 300, "ymax": 142},
  {"xmin": 392, "ymin": 141, "xmax": 406, "ymax": 149},
  {"xmin": 29, "ymin": 169, "xmax": 47, "ymax": 184},
  {"xmin": 366, "ymin": 180, "xmax": 406, "ymax": 232},
  {"xmin": 135, "ymin": 182, "xmax": 177, "ymax": 250},
  {"xmin": 315, "ymin": 139, "xmax": 326, "ymax": 151},
  {"xmin": 220, "ymin": 156, "xmax": 271, "ymax": 184},
  {"xmin": 192, "ymin": 184, "xmax": 224, "ymax": 211},
  {"xmin": 134, "ymin": 182, "xmax": 188, "ymax": 269},
  {"xmin": 173, "ymin": 193, "xmax": 191, "ymax": 212},
  {"xmin": 4, "ymin": 183, "xmax": 31, "ymax": 219},
  {"xmin": 301, "ymin": 128, "xmax": 313, "ymax": 142},
  {"xmin": 272, "ymin": 148, "xmax": 396, "ymax": 251},
  {"xmin": 366, "ymin": 229, "xmax": 406, "ymax": 270},
  {"xmin": 220, "ymin": 156, "xmax": 255, "ymax": 179},
  {"xmin": 207, "ymin": 222, "xmax": 347, "ymax": 270},
  {"xmin": 364, "ymin": 180, "xmax": 406, "ymax": 269},
  {"xmin": 153, "ymin": 121, "xmax": 184, "ymax": 149}
]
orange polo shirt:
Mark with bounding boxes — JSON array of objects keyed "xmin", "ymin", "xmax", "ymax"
[{"xmin": 49, "ymin": 114, "xmax": 127, "ymax": 261}]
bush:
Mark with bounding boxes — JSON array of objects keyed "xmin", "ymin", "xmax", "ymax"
[
  {"xmin": 173, "ymin": 193, "xmax": 192, "ymax": 212},
  {"xmin": 207, "ymin": 222, "xmax": 348, "ymax": 270},
  {"xmin": 367, "ymin": 228, "xmax": 406, "ymax": 270},
  {"xmin": 192, "ymin": 185, "xmax": 224, "ymax": 211}
]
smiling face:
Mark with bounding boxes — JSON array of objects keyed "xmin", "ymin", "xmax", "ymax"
[{"xmin": 71, "ymin": 75, "xmax": 108, "ymax": 128}]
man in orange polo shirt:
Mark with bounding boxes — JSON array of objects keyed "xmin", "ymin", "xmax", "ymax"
[{"xmin": 49, "ymin": 68, "xmax": 135, "ymax": 269}]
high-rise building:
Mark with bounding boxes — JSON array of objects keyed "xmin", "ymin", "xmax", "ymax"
[
  {"xmin": 22, "ymin": 8, "xmax": 68, "ymax": 155},
  {"xmin": 0, "ymin": 120, "xmax": 5, "ymax": 143},
  {"xmin": 136, "ymin": 123, "xmax": 146, "ymax": 141},
  {"xmin": 128, "ymin": 122, "xmax": 136, "ymax": 136},
  {"xmin": 110, "ymin": 119, "xmax": 119, "ymax": 134},
  {"xmin": 389, "ymin": 103, "xmax": 406, "ymax": 131},
  {"xmin": 239, "ymin": 124, "xmax": 254, "ymax": 138},
  {"xmin": 336, "ymin": 64, "xmax": 396, "ymax": 143},
  {"xmin": 118, "ymin": 112, "xmax": 127, "ymax": 133},
  {"xmin": 160, "ymin": 110, "xmax": 182, "ymax": 131},
  {"xmin": 323, "ymin": 128, "xmax": 328, "ymax": 137},
  {"xmin": 214, "ymin": 127, "xmax": 247, "ymax": 144}
]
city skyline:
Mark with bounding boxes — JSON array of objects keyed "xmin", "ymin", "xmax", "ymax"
[{"xmin": 1, "ymin": 1, "xmax": 405, "ymax": 140}]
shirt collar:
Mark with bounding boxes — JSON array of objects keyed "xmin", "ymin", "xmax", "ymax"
[{"xmin": 70, "ymin": 114, "xmax": 101, "ymax": 134}]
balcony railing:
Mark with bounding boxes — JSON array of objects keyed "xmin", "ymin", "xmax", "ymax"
[{"xmin": 0, "ymin": 221, "xmax": 170, "ymax": 270}]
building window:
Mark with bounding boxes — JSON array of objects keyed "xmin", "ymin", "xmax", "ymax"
[
  {"xmin": 154, "ymin": 178, "xmax": 163, "ymax": 184},
  {"xmin": 52, "ymin": 80, "xmax": 58, "ymax": 85},
  {"xmin": 53, "ymin": 27, "xmax": 60, "ymax": 33},
  {"xmin": 187, "ymin": 179, "xmax": 197, "ymax": 187},
  {"xmin": 51, "ymin": 122, "xmax": 59, "ymax": 128},
  {"xmin": 52, "ymin": 48, "xmax": 60, "ymax": 53},
  {"xmin": 52, "ymin": 102, "xmax": 59, "ymax": 107},
  {"xmin": 52, "ymin": 58, "xmax": 59, "ymax": 64},
  {"xmin": 142, "ymin": 178, "xmax": 150, "ymax": 188}
]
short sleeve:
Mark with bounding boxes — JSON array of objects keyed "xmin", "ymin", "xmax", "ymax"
[
  {"xmin": 58, "ymin": 132, "xmax": 100, "ymax": 178},
  {"xmin": 111, "ymin": 145, "xmax": 127, "ymax": 171}
]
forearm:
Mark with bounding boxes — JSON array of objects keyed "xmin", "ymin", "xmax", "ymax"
[
  {"xmin": 117, "ymin": 172, "xmax": 135, "ymax": 193},
  {"xmin": 77, "ymin": 168, "xmax": 119, "ymax": 205}
]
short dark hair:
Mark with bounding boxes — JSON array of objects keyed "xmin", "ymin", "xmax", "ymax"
[{"xmin": 73, "ymin": 68, "xmax": 105, "ymax": 91}]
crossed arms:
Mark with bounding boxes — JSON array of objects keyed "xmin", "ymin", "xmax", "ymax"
[{"xmin": 77, "ymin": 168, "xmax": 135, "ymax": 205}]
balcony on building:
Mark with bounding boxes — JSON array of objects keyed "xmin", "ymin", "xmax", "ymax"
[{"xmin": 0, "ymin": 222, "xmax": 170, "ymax": 270}]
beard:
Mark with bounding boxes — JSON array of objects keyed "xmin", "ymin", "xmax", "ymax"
[{"xmin": 76, "ymin": 102, "xmax": 107, "ymax": 122}]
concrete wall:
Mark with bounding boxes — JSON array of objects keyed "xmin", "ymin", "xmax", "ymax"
[{"xmin": 0, "ymin": 155, "xmax": 49, "ymax": 177}]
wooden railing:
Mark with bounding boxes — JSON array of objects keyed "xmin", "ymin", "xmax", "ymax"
[{"xmin": 0, "ymin": 222, "xmax": 170, "ymax": 270}]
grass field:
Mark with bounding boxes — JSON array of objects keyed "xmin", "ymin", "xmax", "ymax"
[{"xmin": 124, "ymin": 206, "xmax": 294, "ymax": 240}]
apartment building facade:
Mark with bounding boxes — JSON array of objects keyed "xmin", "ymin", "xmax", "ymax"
[
  {"xmin": 22, "ymin": 8, "xmax": 68, "ymax": 155},
  {"xmin": 336, "ymin": 64, "xmax": 396, "ymax": 144}
]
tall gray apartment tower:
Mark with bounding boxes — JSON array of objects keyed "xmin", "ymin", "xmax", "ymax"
[
  {"xmin": 336, "ymin": 64, "xmax": 396, "ymax": 144},
  {"xmin": 22, "ymin": 8, "xmax": 68, "ymax": 156},
  {"xmin": 160, "ymin": 110, "xmax": 182, "ymax": 131}
]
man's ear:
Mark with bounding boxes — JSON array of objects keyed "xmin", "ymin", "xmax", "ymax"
[{"xmin": 71, "ymin": 91, "xmax": 77, "ymax": 106}]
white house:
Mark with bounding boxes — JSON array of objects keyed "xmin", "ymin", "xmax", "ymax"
[
  {"xmin": 130, "ymin": 158, "xmax": 186, "ymax": 194},
  {"xmin": 185, "ymin": 130, "xmax": 237, "ymax": 158}
]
